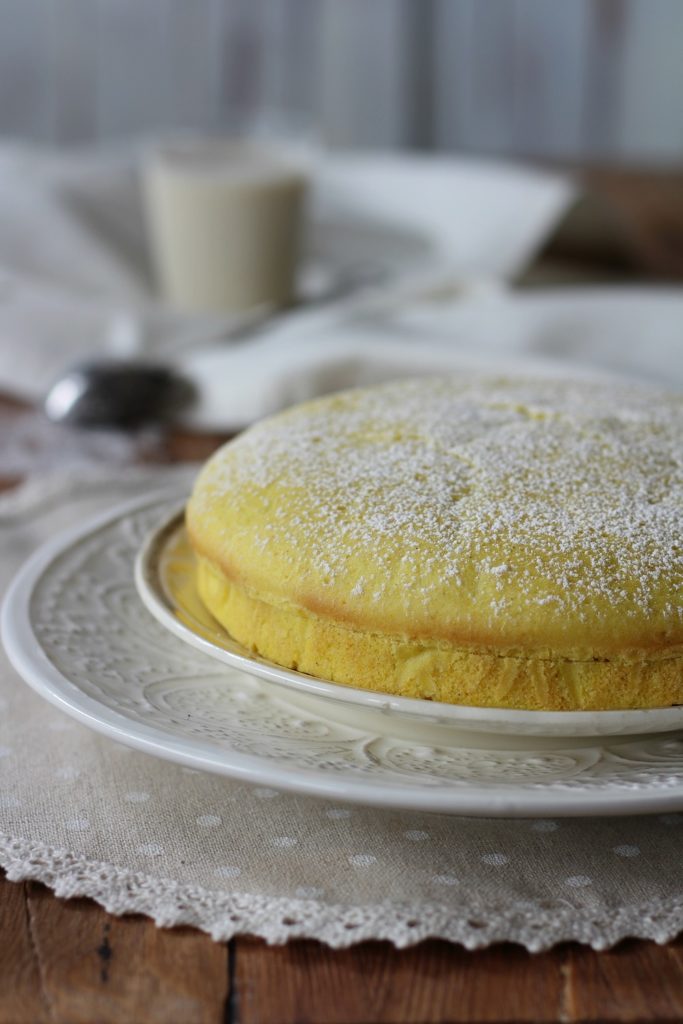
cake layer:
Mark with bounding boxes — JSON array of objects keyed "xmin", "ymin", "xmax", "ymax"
[{"xmin": 196, "ymin": 556, "xmax": 683, "ymax": 711}]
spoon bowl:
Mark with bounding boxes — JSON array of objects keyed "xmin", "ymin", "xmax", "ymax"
[{"xmin": 44, "ymin": 361, "xmax": 196, "ymax": 429}]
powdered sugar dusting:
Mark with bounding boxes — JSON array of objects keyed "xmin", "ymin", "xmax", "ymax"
[{"xmin": 191, "ymin": 375, "xmax": 683, "ymax": 641}]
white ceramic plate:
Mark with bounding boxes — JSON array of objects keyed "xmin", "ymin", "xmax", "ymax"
[
  {"xmin": 136, "ymin": 503, "xmax": 683, "ymax": 741},
  {"xmin": 3, "ymin": 494, "xmax": 683, "ymax": 817}
]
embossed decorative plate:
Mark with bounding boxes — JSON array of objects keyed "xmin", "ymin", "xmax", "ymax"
[{"xmin": 3, "ymin": 494, "xmax": 683, "ymax": 817}]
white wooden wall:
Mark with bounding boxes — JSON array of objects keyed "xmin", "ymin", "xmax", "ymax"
[{"xmin": 0, "ymin": 0, "xmax": 680, "ymax": 161}]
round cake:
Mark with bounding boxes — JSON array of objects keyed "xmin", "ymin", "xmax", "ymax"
[{"xmin": 186, "ymin": 375, "xmax": 683, "ymax": 711}]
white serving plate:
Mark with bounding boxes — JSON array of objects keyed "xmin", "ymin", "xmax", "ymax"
[
  {"xmin": 136, "ymin": 504, "xmax": 683, "ymax": 742},
  {"xmin": 3, "ymin": 493, "xmax": 683, "ymax": 817}
]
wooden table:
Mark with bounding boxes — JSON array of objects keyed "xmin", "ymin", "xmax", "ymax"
[
  {"xmin": 2, "ymin": 166, "xmax": 683, "ymax": 1023},
  {"xmin": 2, "ymin": 872, "xmax": 682, "ymax": 1024}
]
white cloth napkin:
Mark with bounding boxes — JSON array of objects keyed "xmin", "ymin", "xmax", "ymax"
[
  {"xmin": 178, "ymin": 285, "xmax": 683, "ymax": 430},
  {"xmin": 0, "ymin": 141, "xmax": 579, "ymax": 426}
]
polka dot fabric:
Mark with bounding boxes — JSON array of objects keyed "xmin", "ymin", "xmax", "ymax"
[{"xmin": 0, "ymin": 471, "xmax": 681, "ymax": 951}]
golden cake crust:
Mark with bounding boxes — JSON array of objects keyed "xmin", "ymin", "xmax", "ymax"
[{"xmin": 186, "ymin": 375, "xmax": 683, "ymax": 710}]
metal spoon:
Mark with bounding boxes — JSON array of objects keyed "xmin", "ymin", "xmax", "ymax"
[
  {"xmin": 43, "ymin": 306, "xmax": 273, "ymax": 429},
  {"xmin": 42, "ymin": 267, "xmax": 387, "ymax": 429},
  {"xmin": 44, "ymin": 360, "xmax": 196, "ymax": 428},
  {"xmin": 44, "ymin": 267, "xmax": 487, "ymax": 429}
]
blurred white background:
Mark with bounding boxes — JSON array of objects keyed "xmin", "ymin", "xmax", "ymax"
[{"xmin": 0, "ymin": 0, "xmax": 681, "ymax": 163}]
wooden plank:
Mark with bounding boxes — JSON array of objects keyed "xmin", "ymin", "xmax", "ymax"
[
  {"xmin": 235, "ymin": 935, "xmax": 683, "ymax": 1024},
  {"xmin": 580, "ymin": 0, "xmax": 629, "ymax": 160},
  {"xmin": 0, "ymin": 875, "xmax": 50, "ymax": 1023},
  {"xmin": 0, "ymin": 0, "xmax": 52, "ymax": 141},
  {"xmin": 3, "ymin": 874, "xmax": 683, "ymax": 1024},
  {"xmin": 163, "ymin": 0, "xmax": 214, "ymax": 133},
  {"xmin": 163, "ymin": 429, "xmax": 228, "ymax": 464},
  {"xmin": 209, "ymin": 0, "xmax": 267, "ymax": 132},
  {"xmin": 264, "ymin": 0, "xmax": 320, "ymax": 133},
  {"xmin": 509, "ymin": 0, "xmax": 588, "ymax": 160},
  {"xmin": 46, "ymin": 0, "xmax": 98, "ymax": 143},
  {"xmin": 11, "ymin": 876, "xmax": 230, "ymax": 1024},
  {"xmin": 94, "ymin": 0, "xmax": 167, "ymax": 140},
  {"xmin": 465, "ymin": 0, "xmax": 518, "ymax": 155},
  {"xmin": 582, "ymin": 167, "xmax": 683, "ymax": 280},
  {"xmin": 234, "ymin": 937, "xmax": 566, "ymax": 1024},
  {"xmin": 566, "ymin": 938, "xmax": 683, "ymax": 1024},
  {"xmin": 432, "ymin": 0, "xmax": 476, "ymax": 152},
  {"xmin": 318, "ymin": 0, "xmax": 419, "ymax": 148},
  {"xmin": 615, "ymin": 0, "xmax": 683, "ymax": 161}
]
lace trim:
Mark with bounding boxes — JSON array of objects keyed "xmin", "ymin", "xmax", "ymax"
[{"xmin": 2, "ymin": 833, "xmax": 682, "ymax": 951}]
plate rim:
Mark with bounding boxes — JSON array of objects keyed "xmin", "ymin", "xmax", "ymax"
[
  {"xmin": 3, "ymin": 491, "xmax": 683, "ymax": 818},
  {"xmin": 135, "ymin": 503, "xmax": 683, "ymax": 739}
]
